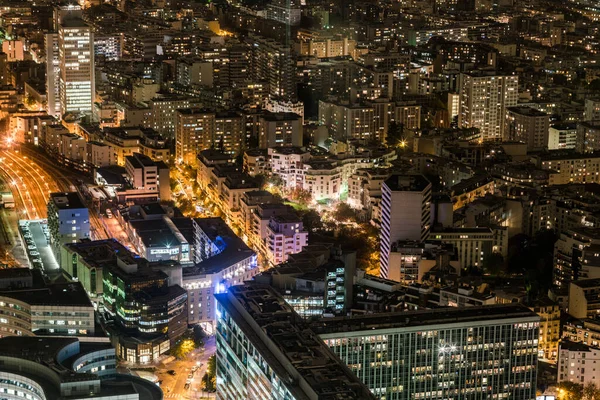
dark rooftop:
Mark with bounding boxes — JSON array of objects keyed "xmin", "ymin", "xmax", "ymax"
[
  {"xmin": 384, "ymin": 174, "xmax": 431, "ymax": 192},
  {"xmin": 50, "ymin": 192, "xmax": 86, "ymax": 209}
]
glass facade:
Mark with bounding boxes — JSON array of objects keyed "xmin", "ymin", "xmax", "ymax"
[
  {"xmin": 215, "ymin": 302, "xmax": 300, "ymax": 400},
  {"xmin": 321, "ymin": 321, "xmax": 539, "ymax": 400}
]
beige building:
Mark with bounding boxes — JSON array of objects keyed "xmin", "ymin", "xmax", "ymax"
[
  {"xmin": 505, "ymin": 106, "xmax": 550, "ymax": 151},
  {"xmin": 569, "ymin": 278, "xmax": 600, "ymax": 319},
  {"xmin": 528, "ymin": 299, "xmax": 560, "ymax": 361},
  {"xmin": 259, "ymin": 112, "xmax": 303, "ymax": 149}
]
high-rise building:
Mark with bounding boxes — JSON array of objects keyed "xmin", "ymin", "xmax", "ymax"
[
  {"xmin": 380, "ymin": 175, "xmax": 432, "ymax": 279},
  {"xmin": 505, "ymin": 106, "xmax": 550, "ymax": 151},
  {"xmin": 216, "ymin": 283, "xmax": 539, "ymax": 400},
  {"xmin": 175, "ymin": 109, "xmax": 245, "ymax": 164},
  {"xmin": 47, "ymin": 192, "xmax": 90, "ymax": 261},
  {"xmin": 259, "ymin": 112, "xmax": 303, "ymax": 148},
  {"xmin": 215, "ymin": 284, "xmax": 376, "ymax": 400},
  {"xmin": 249, "ymin": 34, "xmax": 297, "ymax": 103},
  {"xmin": 548, "ymin": 123, "xmax": 577, "ymax": 150},
  {"xmin": 459, "ymin": 71, "xmax": 518, "ymax": 141},
  {"xmin": 44, "ymin": 33, "xmax": 60, "ymax": 117},
  {"xmin": 315, "ymin": 305, "xmax": 540, "ymax": 400},
  {"xmin": 56, "ymin": 7, "xmax": 94, "ymax": 116}
]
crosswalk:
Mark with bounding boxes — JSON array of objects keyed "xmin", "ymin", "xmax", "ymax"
[{"xmin": 164, "ymin": 394, "xmax": 180, "ymax": 399}]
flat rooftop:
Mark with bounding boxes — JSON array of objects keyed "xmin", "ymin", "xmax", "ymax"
[
  {"xmin": 311, "ymin": 304, "xmax": 538, "ymax": 335},
  {"xmin": 506, "ymin": 106, "xmax": 548, "ymax": 117},
  {"xmin": 384, "ymin": 174, "xmax": 430, "ymax": 192},
  {"xmin": 50, "ymin": 192, "xmax": 86, "ymax": 209},
  {"xmin": 215, "ymin": 284, "xmax": 375, "ymax": 400},
  {"xmin": 571, "ymin": 278, "xmax": 600, "ymax": 289},
  {"xmin": 1, "ymin": 282, "xmax": 93, "ymax": 307}
]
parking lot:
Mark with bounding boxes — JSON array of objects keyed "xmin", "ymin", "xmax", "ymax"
[{"xmin": 19, "ymin": 220, "xmax": 59, "ymax": 278}]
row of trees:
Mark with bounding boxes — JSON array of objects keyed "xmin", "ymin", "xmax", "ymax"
[{"xmin": 557, "ymin": 382, "xmax": 600, "ymax": 400}]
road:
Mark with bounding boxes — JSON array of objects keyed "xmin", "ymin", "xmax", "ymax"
[
  {"xmin": 156, "ymin": 336, "xmax": 216, "ymax": 400},
  {"xmin": 16, "ymin": 145, "xmax": 110, "ymax": 240},
  {"xmin": 0, "ymin": 148, "xmax": 59, "ymax": 220}
]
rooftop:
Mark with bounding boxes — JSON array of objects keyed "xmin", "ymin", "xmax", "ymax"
[
  {"xmin": 215, "ymin": 284, "xmax": 375, "ymax": 400},
  {"xmin": 384, "ymin": 174, "xmax": 431, "ymax": 192},
  {"xmin": 312, "ymin": 304, "xmax": 538, "ymax": 335},
  {"xmin": 0, "ymin": 282, "xmax": 93, "ymax": 308},
  {"xmin": 506, "ymin": 106, "xmax": 548, "ymax": 117},
  {"xmin": 50, "ymin": 192, "xmax": 86, "ymax": 210},
  {"xmin": 571, "ymin": 278, "xmax": 600, "ymax": 289}
]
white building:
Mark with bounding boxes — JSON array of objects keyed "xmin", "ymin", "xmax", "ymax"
[
  {"xmin": 265, "ymin": 214, "xmax": 308, "ymax": 266},
  {"xmin": 182, "ymin": 218, "xmax": 258, "ymax": 333},
  {"xmin": 548, "ymin": 124, "xmax": 577, "ymax": 150},
  {"xmin": 124, "ymin": 152, "xmax": 170, "ymax": 201},
  {"xmin": 558, "ymin": 340, "xmax": 600, "ymax": 386},
  {"xmin": 47, "ymin": 192, "xmax": 90, "ymax": 260},
  {"xmin": 380, "ymin": 175, "xmax": 432, "ymax": 279},
  {"xmin": 269, "ymin": 147, "xmax": 310, "ymax": 189}
]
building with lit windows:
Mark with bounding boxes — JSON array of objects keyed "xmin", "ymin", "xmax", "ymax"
[
  {"xmin": 536, "ymin": 151, "xmax": 600, "ymax": 185},
  {"xmin": 0, "ymin": 268, "xmax": 95, "ymax": 338},
  {"xmin": 182, "ymin": 217, "xmax": 258, "ymax": 334},
  {"xmin": 315, "ymin": 304, "xmax": 539, "ymax": 400},
  {"xmin": 215, "ymin": 284, "xmax": 376, "ymax": 400},
  {"xmin": 102, "ymin": 247, "xmax": 187, "ymax": 364},
  {"xmin": 505, "ymin": 106, "xmax": 550, "ymax": 151},
  {"xmin": 380, "ymin": 175, "xmax": 432, "ymax": 279},
  {"xmin": 459, "ymin": 71, "xmax": 518, "ymax": 141},
  {"xmin": 216, "ymin": 283, "xmax": 539, "ymax": 400},
  {"xmin": 553, "ymin": 228, "xmax": 600, "ymax": 288},
  {"xmin": 430, "ymin": 227, "xmax": 494, "ymax": 270},
  {"xmin": 548, "ymin": 123, "xmax": 578, "ymax": 150},
  {"xmin": 558, "ymin": 340, "xmax": 600, "ymax": 387},
  {"xmin": 58, "ymin": 13, "xmax": 94, "ymax": 115},
  {"xmin": 258, "ymin": 111, "xmax": 303, "ymax": 149},
  {"xmin": 0, "ymin": 336, "xmax": 162, "ymax": 400},
  {"xmin": 47, "ymin": 192, "xmax": 90, "ymax": 262}
]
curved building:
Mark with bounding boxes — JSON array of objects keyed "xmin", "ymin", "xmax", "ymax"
[{"xmin": 0, "ymin": 336, "xmax": 162, "ymax": 400}]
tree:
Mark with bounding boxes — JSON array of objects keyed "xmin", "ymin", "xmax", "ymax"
[
  {"xmin": 332, "ymin": 202, "xmax": 358, "ymax": 223},
  {"xmin": 557, "ymin": 381, "xmax": 583, "ymax": 400},
  {"xmin": 590, "ymin": 79, "xmax": 600, "ymax": 92},
  {"xmin": 482, "ymin": 253, "xmax": 505, "ymax": 276},
  {"xmin": 386, "ymin": 122, "xmax": 405, "ymax": 148},
  {"xmin": 288, "ymin": 187, "xmax": 312, "ymax": 205},
  {"xmin": 583, "ymin": 382, "xmax": 600, "ymax": 400},
  {"xmin": 202, "ymin": 355, "xmax": 216, "ymax": 392}
]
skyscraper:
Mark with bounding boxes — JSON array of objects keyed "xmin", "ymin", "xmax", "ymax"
[
  {"xmin": 49, "ymin": 4, "xmax": 94, "ymax": 117},
  {"xmin": 380, "ymin": 174, "xmax": 432, "ymax": 279},
  {"xmin": 459, "ymin": 71, "xmax": 518, "ymax": 141}
]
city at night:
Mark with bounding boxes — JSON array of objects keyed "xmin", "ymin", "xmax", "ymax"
[{"xmin": 0, "ymin": 0, "xmax": 598, "ymax": 398}]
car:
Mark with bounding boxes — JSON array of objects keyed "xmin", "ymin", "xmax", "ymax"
[
  {"xmin": 29, "ymin": 251, "xmax": 39, "ymax": 256},
  {"xmin": 191, "ymin": 196, "xmax": 197, "ymax": 201},
  {"xmin": 191, "ymin": 366, "xmax": 198, "ymax": 373},
  {"xmin": 27, "ymin": 245, "xmax": 36, "ymax": 250},
  {"xmin": 23, "ymin": 233, "xmax": 32, "ymax": 238},
  {"xmin": 184, "ymin": 383, "xmax": 190, "ymax": 390},
  {"xmin": 31, "ymin": 258, "xmax": 41, "ymax": 263},
  {"xmin": 167, "ymin": 370, "xmax": 176, "ymax": 376},
  {"xmin": 106, "ymin": 209, "xmax": 113, "ymax": 218},
  {"xmin": 188, "ymin": 374, "xmax": 193, "ymax": 379}
]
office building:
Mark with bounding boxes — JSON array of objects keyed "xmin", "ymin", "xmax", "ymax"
[
  {"xmin": 0, "ymin": 336, "xmax": 162, "ymax": 399},
  {"xmin": 380, "ymin": 175, "xmax": 432, "ymax": 279},
  {"xmin": 0, "ymin": 268, "xmax": 94, "ymax": 338},
  {"xmin": 215, "ymin": 284, "xmax": 376, "ymax": 400},
  {"xmin": 45, "ymin": 33, "xmax": 60, "ymax": 117},
  {"xmin": 57, "ymin": 7, "xmax": 94, "ymax": 115},
  {"xmin": 217, "ymin": 283, "xmax": 539, "ymax": 400},
  {"xmin": 459, "ymin": 72, "xmax": 518, "ymax": 141},
  {"xmin": 315, "ymin": 304, "xmax": 539, "ymax": 400},
  {"xmin": 102, "ymin": 247, "xmax": 187, "ymax": 363},
  {"xmin": 505, "ymin": 106, "xmax": 550, "ymax": 151},
  {"xmin": 47, "ymin": 192, "xmax": 90, "ymax": 260}
]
